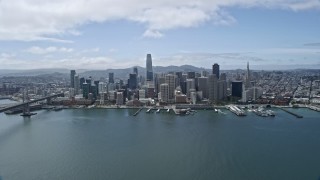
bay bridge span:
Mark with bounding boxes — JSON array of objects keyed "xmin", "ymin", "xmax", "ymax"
[{"xmin": 0, "ymin": 93, "xmax": 64, "ymax": 113}]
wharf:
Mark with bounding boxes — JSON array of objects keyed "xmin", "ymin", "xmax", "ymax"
[
  {"xmin": 278, "ymin": 107, "xmax": 303, "ymax": 118},
  {"xmin": 308, "ymin": 106, "xmax": 320, "ymax": 112}
]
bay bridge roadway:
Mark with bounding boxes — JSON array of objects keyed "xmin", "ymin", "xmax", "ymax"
[{"xmin": 0, "ymin": 93, "xmax": 64, "ymax": 113}]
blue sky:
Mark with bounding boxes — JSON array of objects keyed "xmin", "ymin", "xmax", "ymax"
[{"xmin": 0, "ymin": 0, "xmax": 319, "ymax": 70}]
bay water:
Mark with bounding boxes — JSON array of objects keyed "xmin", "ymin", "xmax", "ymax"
[{"xmin": 0, "ymin": 100, "xmax": 319, "ymax": 180}]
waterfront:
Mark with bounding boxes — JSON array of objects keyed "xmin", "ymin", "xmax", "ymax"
[{"xmin": 0, "ymin": 102, "xmax": 320, "ymax": 179}]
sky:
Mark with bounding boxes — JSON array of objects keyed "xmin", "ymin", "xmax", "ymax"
[{"xmin": 0, "ymin": 0, "xmax": 319, "ymax": 70}]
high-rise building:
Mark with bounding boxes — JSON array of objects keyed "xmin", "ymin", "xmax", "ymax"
[
  {"xmin": 146, "ymin": 54, "xmax": 153, "ymax": 81},
  {"xmin": 116, "ymin": 92, "xmax": 124, "ymax": 105},
  {"xmin": 208, "ymin": 74, "xmax": 218, "ymax": 103},
  {"xmin": 156, "ymin": 75, "xmax": 165, "ymax": 95},
  {"xmin": 109, "ymin": 72, "xmax": 114, "ymax": 83},
  {"xmin": 80, "ymin": 77, "xmax": 85, "ymax": 89},
  {"xmin": 245, "ymin": 62, "xmax": 251, "ymax": 88},
  {"xmin": 74, "ymin": 75, "xmax": 80, "ymax": 95},
  {"xmin": 218, "ymin": 80, "xmax": 227, "ymax": 100},
  {"xmin": 198, "ymin": 77, "xmax": 208, "ymax": 99},
  {"xmin": 186, "ymin": 79, "xmax": 195, "ymax": 98},
  {"xmin": 212, "ymin": 63, "xmax": 220, "ymax": 79},
  {"xmin": 128, "ymin": 73, "xmax": 137, "ymax": 90},
  {"xmin": 82, "ymin": 82, "xmax": 89, "ymax": 99},
  {"xmin": 160, "ymin": 83, "xmax": 169, "ymax": 103},
  {"xmin": 133, "ymin": 67, "xmax": 138, "ymax": 75},
  {"xmin": 98, "ymin": 82, "xmax": 106, "ymax": 94},
  {"xmin": 165, "ymin": 74, "xmax": 176, "ymax": 103},
  {"xmin": 187, "ymin": 72, "xmax": 196, "ymax": 79},
  {"xmin": 139, "ymin": 89, "xmax": 146, "ymax": 99},
  {"xmin": 70, "ymin": 70, "xmax": 76, "ymax": 88},
  {"xmin": 232, "ymin": 81, "xmax": 243, "ymax": 98}
]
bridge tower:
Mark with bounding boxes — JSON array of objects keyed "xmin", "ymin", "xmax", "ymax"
[{"xmin": 21, "ymin": 89, "xmax": 36, "ymax": 117}]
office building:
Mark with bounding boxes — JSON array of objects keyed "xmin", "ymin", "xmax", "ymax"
[
  {"xmin": 70, "ymin": 70, "xmax": 76, "ymax": 88},
  {"xmin": 186, "ymin": 79, "xmax": 195, "ymax": 98},
  {"xmin": 116, "ymin": 92, "xmax": 124, "ymax": 105},
  {"xmin": 128, "ymin": 73, "xmax": 137, "ymax": 90},
  {"xmin": 74, "ymin": 75, "xmax": 80, "ymax": 95},
  {"xmin": 82, "ymin": 82, "xmax": 89, "ymax": 99},
  {"xmin": 146, "ymin": 54, "xmax": 153, "ymax": 81},
  {"xmin": 160, "ymin": 83, "xmax": 169, "ymax": 103},
  {"xmin": 232, "ymin": 81, "xmax": 243, "ymax": 98},
  {"xmin": 109, "ymin": 72, "xmax": 114, "ymax": 83},
  {"xmin": 133, "ymin": 67, "xmax": 138, "ymax": 75},
  {"xmin": 165, "ymin": 74, "xmax": 176, "ymax": 103},
  {"xmin": 208, "ymin": 74, "xmax": 218, "ymax": 103},
  {"xmin": 198, "ymin": 77, "xmax": 208, "ymax": 99},
  {"xmin": 212, "ymin": 63, "xmax": 220, "ymax": 79}
]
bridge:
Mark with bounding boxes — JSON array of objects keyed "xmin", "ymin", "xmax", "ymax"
[{"xmin": 0, "ymin": 93, "xmax": 64, "ymax": 113}]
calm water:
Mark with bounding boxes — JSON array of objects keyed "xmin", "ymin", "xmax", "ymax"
[{"xmin": 0, "ymin": 102, "xmax": 320, "ymax": 180}]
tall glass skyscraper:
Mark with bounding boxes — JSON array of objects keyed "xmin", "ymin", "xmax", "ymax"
[
  {"xmin": 70, "ymin": 70, "xmax": 76, "ymax": 88},
  {"xmin": 146, "ymin": 54, "xmax": 153, "ymax": 81},
  {"xmin": 212, "ymin": 63, "xmax": 220, "ymax": 79}
]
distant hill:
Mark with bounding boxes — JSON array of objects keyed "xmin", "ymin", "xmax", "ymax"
[{"xmin": 0, "ymin": 65, "xmax": 211, "ymax": 80}]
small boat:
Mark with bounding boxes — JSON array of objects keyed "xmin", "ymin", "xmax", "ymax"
[
  {"xmin": 146, "ymin": 108, "xmax": 151, "ymax": 113},
  {"xmin": 266, "ymin": 110, "xmax": 275, "ymax": 116},
  {"xmin": 156, "ymin": 109, "xmax": 160, "ymax": 113},
  {"xmin": 214, "ymin": 109, "xmax": 218, "ymax": 113},
  {"xmin": 167, "ymin": 109, "xmax": 170, "ymax": 113}
]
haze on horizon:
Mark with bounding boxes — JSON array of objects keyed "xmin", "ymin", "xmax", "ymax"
[{"xmin": 0, "ymin": 0, "xmax": 319, "ymax": 70}]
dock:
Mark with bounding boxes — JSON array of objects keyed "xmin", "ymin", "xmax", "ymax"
[
  {"xmin": 279, "ymin": 107, "xmax": 303, "ymax": 118},
  {"xmin": 308, "ymin": 106, "xmax": 320, "ymax": 112},
  {"xmin": 226, "ymin": 105, "xmax": 246, "ymax": 116},
  {"xmin": 133, "ymin": 108, "xmax": 143, "ymax": 116}
]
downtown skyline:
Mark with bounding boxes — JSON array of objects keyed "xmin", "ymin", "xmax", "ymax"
[{"xmin": 0, "ymin": 0, "xmax": 319, "ymax": 70}]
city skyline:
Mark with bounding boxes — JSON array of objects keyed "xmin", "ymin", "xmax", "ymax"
[{"xmin": 0, "ymin": 0, "xmax": 319, "ymax": 70}]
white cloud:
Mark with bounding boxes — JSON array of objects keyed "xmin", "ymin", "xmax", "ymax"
[
  {"xmin": 25, "ymin": 46, "xmax": 74, "ymax": 54},
  {"xmin": 143, "ymin": 30, "xmax": 164, "ymax": 38},
  {"xmin": 0, "ymin": 55, "xmax": 143, "ymax": 69},
  {"xmin": 0, "ymin": 0, "xmax": 319, "ymax": 41}
]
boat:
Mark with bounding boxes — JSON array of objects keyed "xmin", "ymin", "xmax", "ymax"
[
  {"xmin": 266, "ymin": 110, "xmax": 275, "ymax": 116},
  {"xmin": 214, "ymin": 109, "xmax": 218, "ymax": 113},
  {"xmin": 146, "ymin": 108, "xmax": 151, "ymax": 113},
  {"xmin": 253, "ymin": 107, "xmax": 273, "ymax": 117},
  {"xmin": 167, "ymin": 109, "xmax": 170, "ymax": 113},
  {"xmin": 156, "ymin": 109, "xmax": 160, "ymax": 113}
]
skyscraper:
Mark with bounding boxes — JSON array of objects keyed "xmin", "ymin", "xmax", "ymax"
[
  {"xmin": 74, "ymin": 75, "xmax": 80, "ymax": 95},
  {"xmin": 160, "ymin": 83, "xmax": 169, "ymax": 103},
  {"xmin": 198, "ymin": 77, "xmax": 208, "ymax": 99},
  {"xmin": 186, "ymin": 79, "xmax": 195, "ymax": 98},
  {"xmin": 146, "ymin": 54, "xmax": 153, "ymax": 81},
  {"xmin": 212, "ymin": 63, "xmax": 220, "ymax": 79},
  {"xmin": 245, "ymin": 62, "xmax": 251, "ymax": 88},
  {"xmin": 208, "ymin": 74, "xmax": 218, "ymax": 104},
  {"xmin": 165, "ymin": 74, "xmax": 176, "ymax": 103},
  {"xmin": 232, "ymin": 81, "xmax": 243, "ymax": 98},
  {"xmin": 109, "ymin": 72, "xmax": 114, "ymax": 83},
  {"xmin": 133, "ymin": 67, "xmax": 138, "ymax": 75},
  {"xmin": 70, "ymin": 70, "xmax": 76, "ymax": 88},
  {"xmin": 128, "ymin": 73, "xmax": 137, "ymax": 90}
]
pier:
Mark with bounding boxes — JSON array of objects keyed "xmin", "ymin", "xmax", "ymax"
[
  {"xmin": 133, "ymin": 108, "xmax": 143, "ymax": 116},
  {"xmin": 308, "ymin": 106, "xmax": 320, "ymax": 112},
  {"xmin": 226, "ymin": 105, "xmax": 246, "ymax": 116},
  {"xmin": 279, "ymin": 107, "xmax": 303, "ymax": 118}
]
